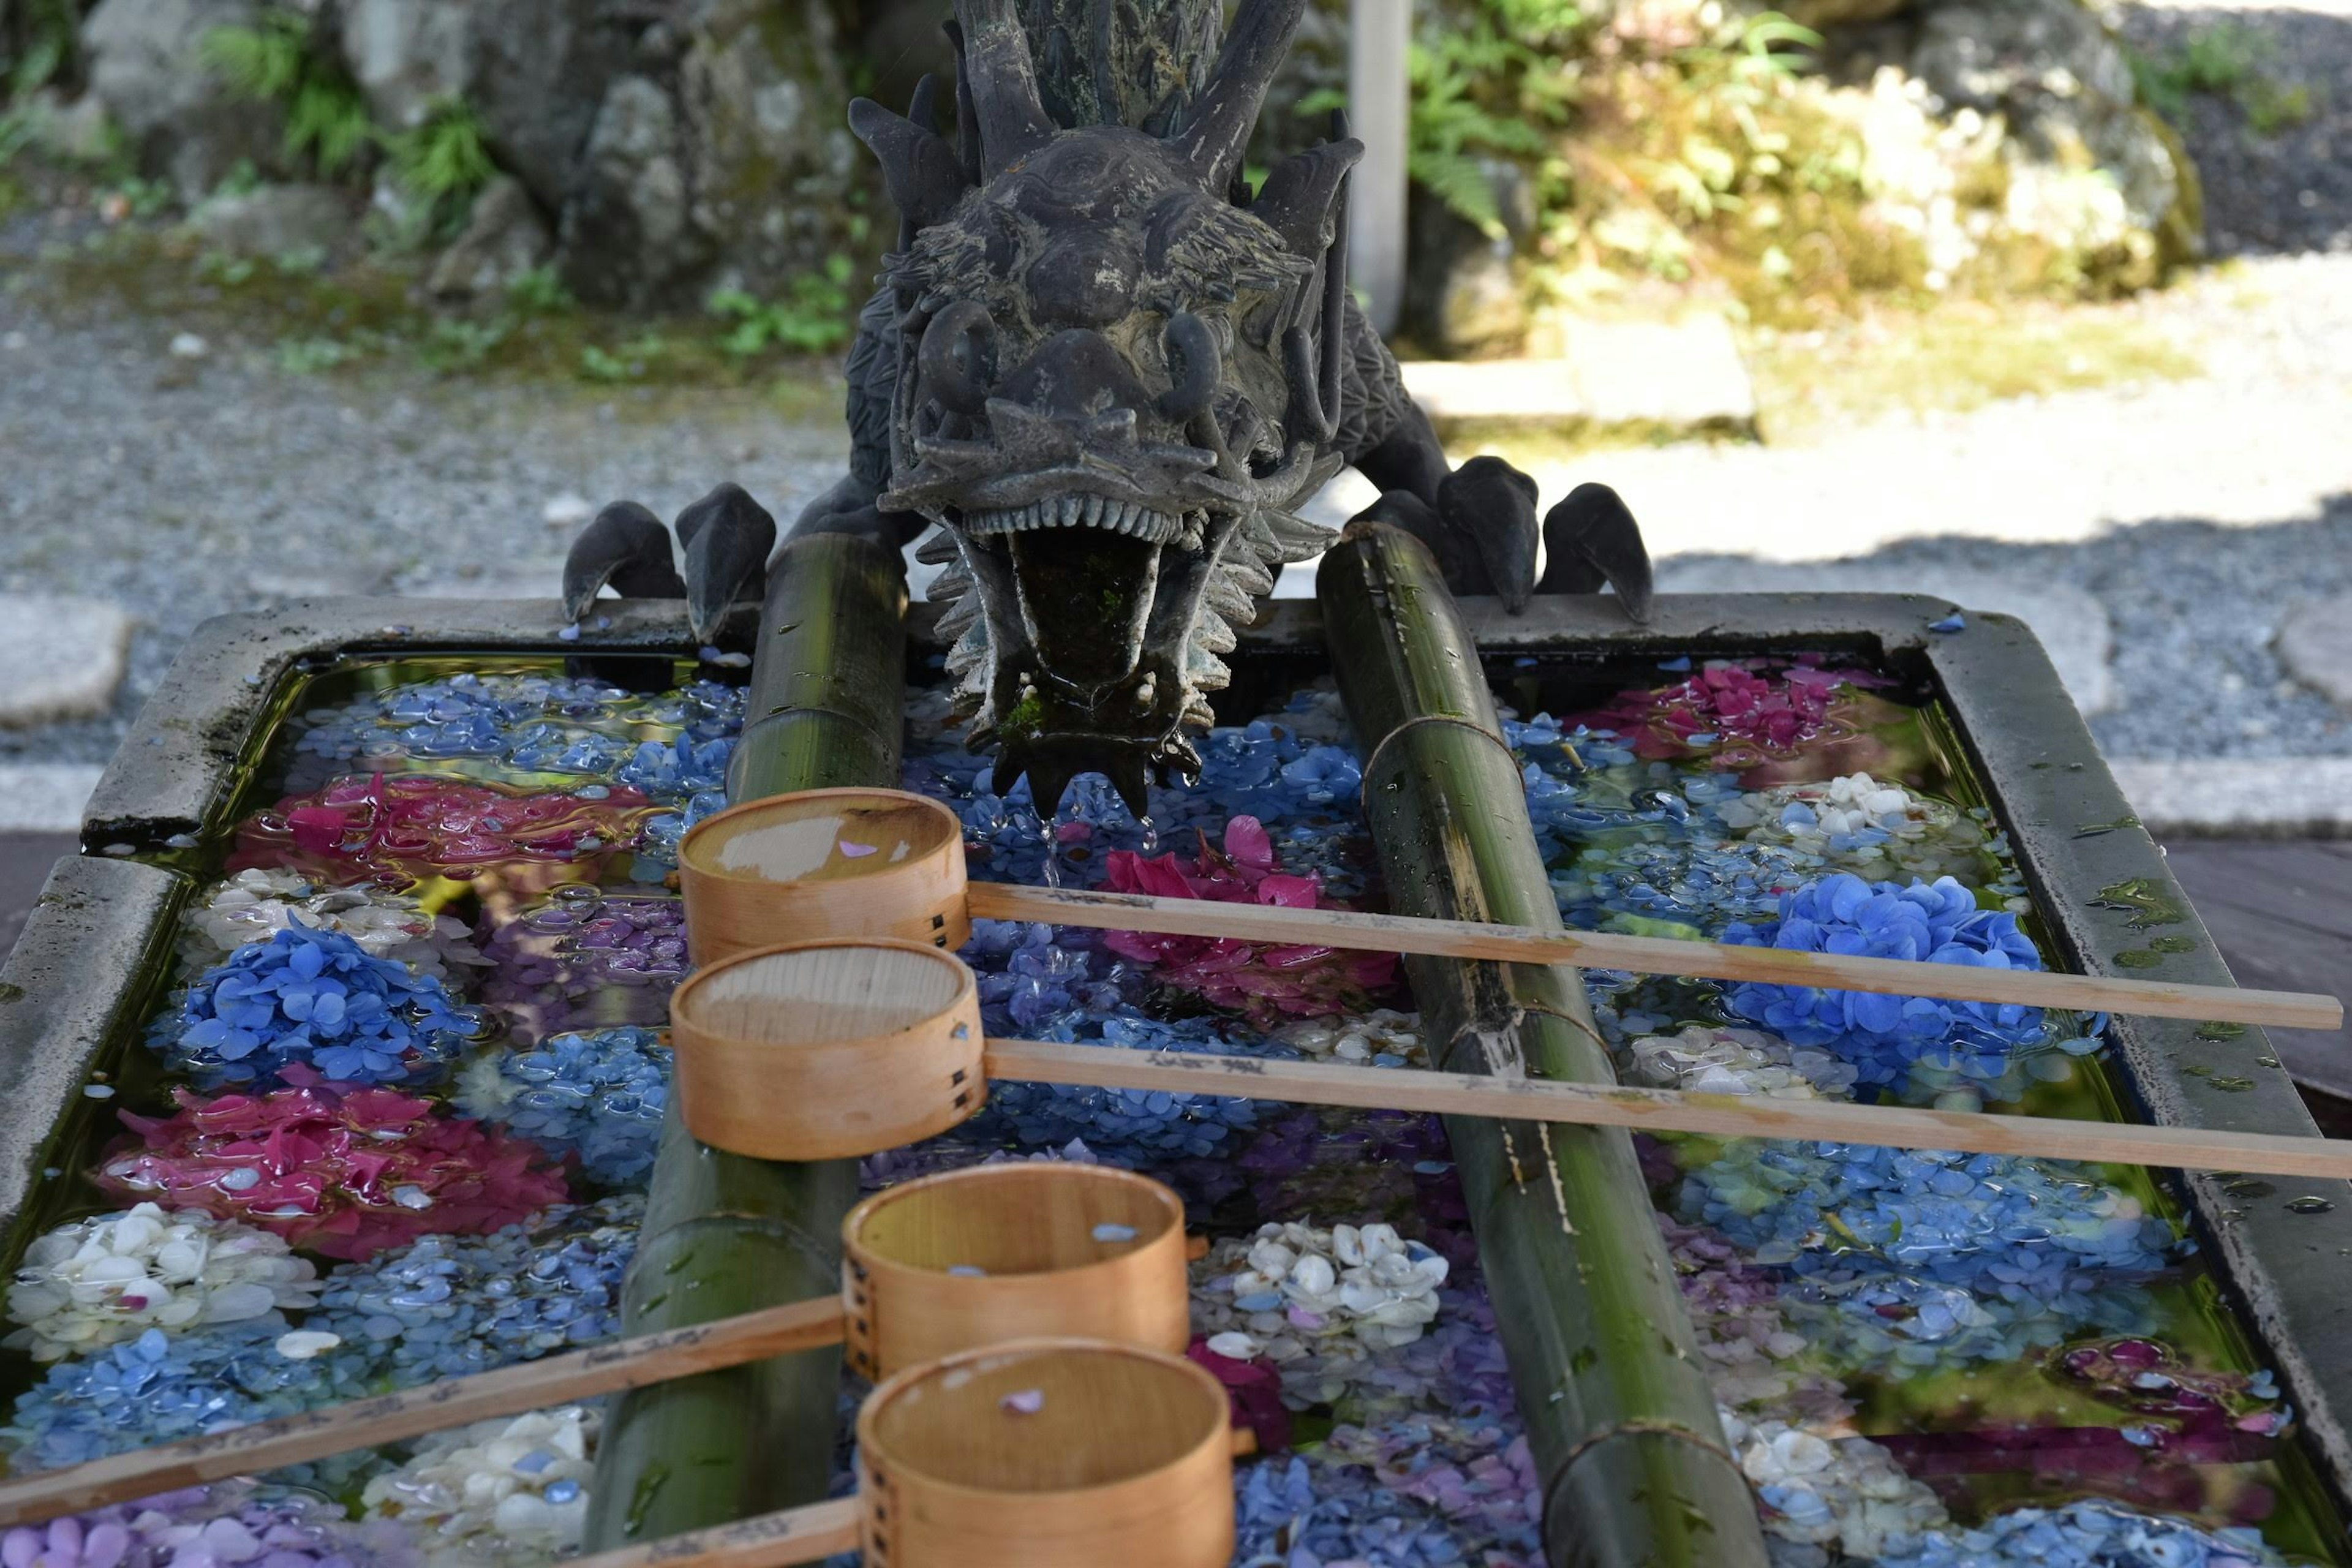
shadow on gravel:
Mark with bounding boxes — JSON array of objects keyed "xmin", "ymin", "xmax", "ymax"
[{"xmin": 2119, "ymin": 4, "xmax": 2352, "ymax": 257}]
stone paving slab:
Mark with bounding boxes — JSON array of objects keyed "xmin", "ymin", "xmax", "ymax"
[
  {"xmin": 1400, "ymin": 315, "xmax": 1758, "ymax": 432},
  {"xmin": 2111, "ymin": 758, "xmax": 2352, "ymax": 838},
  {"xmin": 2276, "ymin": 597, "xmax": 2352, "ymax": 710},
  {"xmin": 0, "ymin": 597, "xmax": 132, "ymax": 728},
  {"xmin": 0, "ymin": 764, "xmax": 105, "ymax": 832}
]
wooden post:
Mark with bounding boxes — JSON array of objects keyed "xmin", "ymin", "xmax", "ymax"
[{"xmin": 1348, "ymin": 0, "xmax": 1410, "ymax": 334}]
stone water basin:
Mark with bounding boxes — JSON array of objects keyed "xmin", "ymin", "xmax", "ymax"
[{"xmin": 0, "ymin": 595, "xmax": 2342, "ymax": 1568}]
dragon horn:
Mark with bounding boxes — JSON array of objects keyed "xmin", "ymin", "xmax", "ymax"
[
  {"xmin": 1251, "ymin": 135, "xmax": 1364, "ymax": 258},
  {"xmin": 1175, "ymin": 0, "xmax": 1310, "ymax": 190},
  {"xmin": 952, "ymin": 0, "xmax": 1057, "ymax": 175},
  {"xmin": 849, "ymin": 80, "xmax": 968, "ymax": 239}
]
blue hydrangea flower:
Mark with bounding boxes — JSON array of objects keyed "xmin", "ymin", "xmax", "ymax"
[
  {"xmin": 957, "ymin": 922, "xmax": 1277, "ymax": 1159},
  {"xmin": 639, "ymin": 788, "xmax": 730, "ymax": 867},
  {"xmin": 616, "ymin": 734, "xmax": 734, "ymax": 800},
  {"xmin": 456, "ymin": 1028, "xmax": 670, "ymax": 1186},
  {"xmin": 1680, "ymin": 1139, "xmax": 2178, "ymax": 1373},
  {"xmin": 2, "ymin": 1322, "xmax": 377, "ymax": 1471},
  {"xmin": 309, "ymin": 1197, "xmax": 642, "ymax": 1385},
  {"xmin": 288, "ymin": 674, "xmax": 746, "ymax": 802},
  {"xmin": 1719, "ymin": 873, "xmax": 2047, "ymax": 1085},
  {"xmin": 1878, "ymin": 1499, "xmax": 2285, "ymax": 1567},
  {"xmin": 153, "ymin": 926, "xmax": 479, "ymax": 1089}
]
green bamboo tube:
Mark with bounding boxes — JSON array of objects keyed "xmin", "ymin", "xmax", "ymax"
[
  {"xmin": 584, "ymin": 532, "xmax": 908, "ymax": 1547},
  {"xmin": 1317, "ymin": 522, "xmax": 1768, "ymax": 1568},
  {"xmin": 728, "ymin": 533, "xmax": 911, "ymax": 802}
]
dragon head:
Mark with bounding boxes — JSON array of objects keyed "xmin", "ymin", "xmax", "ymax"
[{"xmin": 851, "ymin": 0, "xmax": 1357, "ymax": 815}]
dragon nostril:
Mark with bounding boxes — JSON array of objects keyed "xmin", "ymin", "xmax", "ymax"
[
  {"xmin": 918, "ymin": 301, "xmax": 998, "ymax": 416},
  {"xmin": 1158, "ymin": 312, "xmax": 1220, "ymax": 424}
]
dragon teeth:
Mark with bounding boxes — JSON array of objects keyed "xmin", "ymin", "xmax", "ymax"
[{"xmin": 965, "ymin": 499, "xmax": 1183, "ymax": 540}]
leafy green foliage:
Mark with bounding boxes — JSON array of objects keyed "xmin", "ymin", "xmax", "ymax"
[
  {"xmin": 1635, "ymin": 12, "xmax": 1818, "ymax": 222},
  {"xmin": 507, "ymin": 264, "xmax": 575, "ymax": 314},
  {"xmin": 200, "ymin": 11, "xmax": 374, "ymax": 178},
  {"xmin": 194, "ymin": 249, "xmax": 259, "ymax": 287},
  {"xmin": 2132, "ymin": 23, "xmax": 2317, "ymax": 136},
  {"xmin": 276, "ymin": 335, "xmax": 361, "ymax": 374},
  {"xmin": 388, "ymin": 96, "xmax": 493, "ymax": 227},
  {"xmin": 417, "ymin": 314, "xmax": 508, "ymax": 371},
  {"xmin": 1400, "ymin": 0, "xmax": 1586, "ymax": 233},
  {"xmin": 708, "ymin": 255, "xmax": 858, "ymax": 356},
  {"xmin": 3, "ymin": 0, "xmax": 82, "ymax": 102},
  {"xmin": 109, "ymin": 175, "xmax": 173, "ymax": 220},
  {"xmin": 577, "ymin": 344, "xmax": 628, "ymax": 382},
  {"xmin": 199, "ymin": 13, "xmax": 306, "ymax": 103}
]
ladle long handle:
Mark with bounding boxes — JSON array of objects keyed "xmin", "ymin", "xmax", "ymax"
[
  {"xmin": 984, "ymin": 1038, "xmax": 2352, "ymax": 1180},
  {"xmin": 966, "ymin": 883, "xmax": 2344, "ymax": 1032},
  {"xmin": 0, "ymin": 1298, "xmax": 847, "ymax": 1526},
  {"xmin": 560, "ymin": 1499, "xmax": 862, "ymax": 1568}
]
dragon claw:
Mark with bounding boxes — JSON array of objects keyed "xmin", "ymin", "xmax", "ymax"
[
  {"xmin": 1537, "ymin": 482, "xmax": 1653, "ymax": 621},
  {"xmin": 676, "ymin": 483, "xmax": 780, "ymax": 644},
  {"xmin": 560, "ymin": 500, "xmax": 686, "ymax": 625},
  {"xmin": 1438, "ymin": 456, "xmax": 1540, "ymax": 614}
]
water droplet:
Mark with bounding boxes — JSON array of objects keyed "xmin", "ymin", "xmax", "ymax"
[
  {"xmin": 2288, "ymin": 1197, "xmax": 2336, "ymax": 1215},
  {"xmin": 2074, "ymin": 815, "xmax": 2142, "ymax": 839},
  {"xmin": 2114, "ymin": 950, "xmax": 2164, "ymax": 969},
  {"xmin": 2148, "ymin": 935, "xmax": 2196, "ymax": 954},
  {"xmin": 2197, "ymin": 1022, "xmax": 2248, "ymax": 1042}
]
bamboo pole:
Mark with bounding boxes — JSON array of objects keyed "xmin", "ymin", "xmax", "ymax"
[
  {"xmin": 584, "ymin": 533, "xmax": 909, "ymax": 1551},
  {"xmin": 1318, "ymin": 521, "xmax": 1771, "ymax": 1568},
  {"xmin": 965, "ymin": 883, "xmax": 2339, "ymax": 1031}
]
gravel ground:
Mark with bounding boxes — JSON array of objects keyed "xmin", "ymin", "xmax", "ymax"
[{"xmin": 0, "ymin": 292, "xmax": 849, "ymax": 765}]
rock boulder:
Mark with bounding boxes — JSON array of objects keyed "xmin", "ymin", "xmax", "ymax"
[{"xmin": 82, "ymin": 0, "xmax": 287, "ymax": 198}]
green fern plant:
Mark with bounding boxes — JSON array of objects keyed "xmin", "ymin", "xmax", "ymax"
[
  {"xmin": 201, "ymin": 11, "xmax": 375, "ymax": 178},
  {"xmin": 1398, "ymin": 0, "xmax": 1587, "ymax": 233},
  {"xmin": 389, "ymin": 96, "xmax": 492, "ymax": 223},
  {"xmin": 4, "ymin": 0, "xmax": 81, "ymax": 102}
]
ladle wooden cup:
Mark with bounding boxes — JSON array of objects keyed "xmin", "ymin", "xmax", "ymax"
[
  {"xmin": 668, "ymin": 937, "xmax": 984, "ymax": 1159},
  {"xmin": 842, "ymin": 1163, "xmax": 1191, "ymax": 1380},
  {"xmin": 856, "ymin": 1338, "xmax": 1236, "ymax": 1568},
  {"xmin": 676, "ymin": 786, "xmax": 2342, "ymax": 1032},
  {"xmin": 677, "ymin": 788, "xmax": 970, "ymax": 965}
]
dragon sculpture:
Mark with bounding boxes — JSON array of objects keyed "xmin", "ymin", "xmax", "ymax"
[{"xmin": 564, "ymin": 0, "xmax": 1651, "ymax": 814}]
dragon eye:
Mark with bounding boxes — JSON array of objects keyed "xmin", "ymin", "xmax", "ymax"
[{"xmin": 918, "ymin": 301, "xmax": 999, "ymax": 417}]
